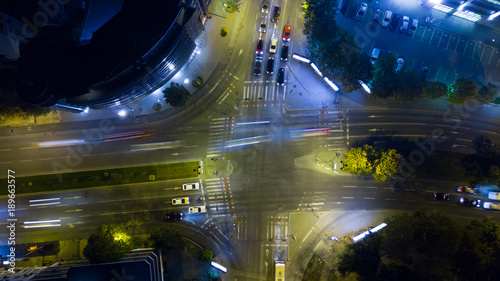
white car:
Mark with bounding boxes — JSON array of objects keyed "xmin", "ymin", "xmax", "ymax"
[
  {"xmin": 189, "ymin": 206, "xmax": 207, "ymax": 213},
  {"xmin": 182, "ymin": 183, "xmax": 200, "ymax": 191},
  {"xmin": 395, "ymin": 58, "xmax": 404, "ymax": 72},
  {"xmin": 259, "ymin": 16, "xmax": 267, "ymax": 33},
  {"xmin": 381, "ymin": 10, "xmax": 392, "ymax": 27},
  {"xmin": 400, "ymin": 16, "xmax": 410, "ymax": 32},
  {"xmin": 355, "ymin": 3, "xmax": 367, "ymax": 21},
  {"xmin": 483, "ymin": 202, "xmax": 500, "ymax": 210},
  {"xmin": 370, "ymin": 48, "xmax": 380, "ymax": 64},
  {"xmin": 172, "ymin": 197, "xmax": 189, "ymax": 206},
  {"xmin": 408, "ymin": 19, "xmax": 418, "ymax": 35},
  {"xmin": 269, "ymin": 37, "xmax": 277, "ymax": 54}
]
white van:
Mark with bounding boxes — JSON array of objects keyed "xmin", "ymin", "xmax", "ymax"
[
  {"xmin": 370, "ymin": 48, "xmax": 380, "ymax": 64},
  {"xmin": 182, "ymin": 182, "xmax": 200, "ymax": 191}
]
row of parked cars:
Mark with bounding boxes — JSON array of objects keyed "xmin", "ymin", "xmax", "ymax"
[
  {"xmin": 165, "ymin": 182, "xmax": 206, "ymax": 222},
  {"xmin": 432, "ymin": 185, "xmax": 500, "ymax": 210},
  {"xmin": 356, "ymin": 3, "xmax": 418, "ymax": 35}
]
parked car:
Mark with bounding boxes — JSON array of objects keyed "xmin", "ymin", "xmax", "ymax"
[
  {"xmin": 259, "ymin": 16, "xmax": 267, "ymax": 33},
  {"xmin": 408, "ymin": 19, "xmax": 418, "ymax": 35},
  {"xmin": 459, "ymin": 197, "xmax": 481, "ymax": 208},
  {"xmin": 261, "ymin": 0, "xmax": 269, "ymax": 13},
  {"xmin": 277, "ymin": 68, "xmax": 285, "ymax": 86},
  {"xmin": 395, "ymin": 58, "xmax": 404, "ymax": 72},
  {"xmin": 165, "ymin": 212, "xmax": 183, "ymax": 222},
  {"xmin": 433, "ymin": 193, "xmax": 450, "ymax": 201},
  {"xmin": 381, "ymin": 10, "xmax": 393, "ymax": 27},
  {"xmin": 483, "ymin": 202, "xmax": 500, "ymax": 210},
  {"xmin": 389, "ymin": 13, "xmax": 401, "ymax": 30},
  {"xmin": 456, "ymin": 185, "xmax": 479, "ymax": 194},
  {"xmin": 356, "ymin": 3, "xmax": 367, "ymax": 21},
  {"xmin": 271, "ymin": 5, "xmax": 280, "ymax": 22},
  {"xmin": 373, "ymin": 9, "xmax": 382, "ymax": 24},
  {"xmin": 266, "ymin": 57, "xmax": 274, "ymax": 74},
  {"xmin": 269, "ymin": 37, "xmax": 277, "ymax": 54},
  {"xmin": 370, "ymin": 48, "xmax": 380, "ymax": 64},
  {"xmin": 172, "ymin": 197, "xmax": 189, "ymax": 206},
  {"xmin": 280, "ymin": 44, "xmax": 289, "ymax": 61},
  {"xmin": 189, "ymin": 206, "xmax": 207, "ymax": 214},
  {"xmin": 400, "ymin": 16, "xmax": 410, "ymax": 32},
  {"xmin": 282, "ymin": 25, "xmax": 291, "ymax": 41},
  {"xmin": 254, "ymin": 57, "xmax": 263, "ymax": 75},
  {"xmin": 256, "ymin": 38, "xmax": 264, "ymax": 55},
  {"xmin": 420, "ymin": 66, "xmax": 429, "ymax": 81},
  {"xmin": 182, "ymin": 183, "xmax": 200, "ymax": 191}
]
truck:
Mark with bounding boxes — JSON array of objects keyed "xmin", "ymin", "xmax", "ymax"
[
  {"xmin": 275, "ymin": 261, "xmax": 285, "ymax": 281},
  {"xmin": 488, "ymin": 191, "xmax": 500, "ymax": 200}
]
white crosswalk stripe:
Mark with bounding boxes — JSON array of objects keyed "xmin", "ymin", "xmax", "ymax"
[{"xmin": 242, "ymin": 82, "xmax": 284, "ymax": 107}]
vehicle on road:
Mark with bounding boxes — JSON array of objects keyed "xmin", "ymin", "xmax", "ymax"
[
  {"xmin": 400, "ymin": 16, "xmax": 410, "ymax": 32},
  {"xmin": 189, "ymin": 206, "xmax": 207, "ymax": 213},
  {"xmin": 270, "ymin": 37, "xmax": 278, "ymax": 54},
  {"xmin": 456, "ymin": 185, "xmax": 479, "ymax": 194},
  {"xmin": 266, "ymin": 57, "xmax": 274, "ymax": 74},
  {"xmin": 488, "ymin": 191, "xmax": 500, "ymax": 200},
  {"xmin": 389, "ymin": 13, "xmax": 401, "ymax": 30},
  {"xmin": 282, "ymin": 25, "xmax": 291, "ymax": 41},
  {"xmin": 259, "ymin": 16, "xmax": 267, "ymax": 33},
  {"xmin": 459, "ymin": 197, "xmax": 481, "ymax": 207},
  {"xmin": 182, "ymin": 183, "xmax": 200, "ymax": 191},
  {"xmin": 280, "ymin": 44, "xmax": 289, "ymax": 61},
  {"xmin": 408, "ymin": 19, "xmax": 418, "ymax": 35},
  {"xmin": 254, "ymin": 57, "xmax": 263, "ymax": 75},
  {"xmin": 395, "ymin": 58, "xmax": 404, "ymax": 72},
  {"xmin": 172, "ymin": 197, "xmax": 189, "ymax": 205},
  {"xmin": 373, "ymin": 9, "xmax": 382, "ymax": 24},
  {"xmin": 370, "ymin": 48, "xmax": 380, "ymax": 64},
  {"xmin": 483, "ymin": 202, "xmax": 500, "ymax": 210},
  {"xmin": 381, "ymin": 10, "xmax": 392, "ymax": 27},
  {"xmin": 420, "ymin": 66, "xmax": 429, "ymax": 81},
  {"xmin": 433, "ymin": 193, "xmax": 450, "ymax": 201},
  {"xmin": 271, "ymin": 6, "xmax": 280, "ymax": 22},
  {"xmin": 356, "ymin": 3, "xmax": 367, "ymax": 21},
  {"xmin": 262, "ymin": 0, "xmax": 269, "ymax": 13},
  {"xmin": 275, "ymin": 261, "xmax": 285, "ymax": 281},
  {"xmin": 165, "ymin": 212, "xmax": 183, "ymax": 222},
  {"xmin": 256, "ymin": 38, "xmax": 264, "ymax": 55},
  {"xmin": 277, "ymin": 68, "xmax": 285, "ymax": 86}
]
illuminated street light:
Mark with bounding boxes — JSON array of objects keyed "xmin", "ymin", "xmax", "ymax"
[
  {"xmin": 430, "ymin": 0, "xmax": 441, "ymax": 4},
  {"xmin": 168, "ymin": 64, "xmax": 175, "ymax": 70},
  {"xmin": 292, "ymin": 54, "xmax": 311, "ymax": 63},
  {"xmin": 83, "ymin": 107, "xmax": 89, "ymax": 113},
  {"xmin": 324, "ymin": 77, "xmax": 339, "ymax": 91},
  {"xmin": 489, "ymin": 11, "xmax": 500, "ymax": 21},
  {"xmin": 183, "ymin": 78, "xmax": 189, "ymax": 84},
  {"xmin": 358, "ymin": 80, "xmax": 371, "ymax": 93},
  {"xmin": 118, "ymin": 110, "xmax": 127, "ymax": 117},
  {"xmin": 310, "ymin": 63, "xmax": 323, "ymax": 77}
]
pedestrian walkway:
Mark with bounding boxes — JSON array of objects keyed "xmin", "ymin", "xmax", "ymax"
[{"xmin": 242, "ymin": 81, "xmax": 285, "ymax": 107}]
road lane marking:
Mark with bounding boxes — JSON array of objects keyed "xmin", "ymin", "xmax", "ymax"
[
  {"xmin": 0, "ymin": 149, "xmax": 12, "ymax": 151},
  {"xmin": 342, "ymin": 197, "xmax": 354, "ymax": 199},
  {"xmin": 343, "ymin": 186, "xmax": 356, "ymax": 188},
  {"xmin": 456, "ymin": 138, "xmax": 472, "ymax": 142},
  {"xmin": 366, "ymin": 186, "xmax": 378, "ymax": 189},
  {"xmin": 385, "ymin": 198, "xmax": 396, "ymax": 200},
  {"xmin": 365, "ymin": 197, "xmax": 375, "ymax": 200}
]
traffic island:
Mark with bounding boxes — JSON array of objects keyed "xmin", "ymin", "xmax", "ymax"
[{"xmin": 203, "ymin": 157, "xmax": 234, "ymax": 178}]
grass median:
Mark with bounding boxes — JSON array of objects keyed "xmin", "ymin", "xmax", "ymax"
[{"xmin": 2, "ymin": 161, "xmax": 200, "ymax": 196}]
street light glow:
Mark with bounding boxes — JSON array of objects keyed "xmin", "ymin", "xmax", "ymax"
[
  {"xmin": 292, "ymin": 54, "xmax": 311, "ymax": 63},
  {"xmin": 310, "ymin": 63, "xmax": 323, "ymax": 77},
  {"xmin": 184, "ymin": 78, "xmax": 189, "ymax": 84},
  {"xmin": 324, "ymin": 77, "xmax": 339, "ymax": 91},
  {"xmin": 118, "ymin": 110, "xmax": 127, "ymax": 117},
  {"xmin": 359, "ymin": 80, "xmax": 371, "ymax": 93},
  {"xmin": 489, "ymin": 11, "xmax": 500, "ymax": 21}
]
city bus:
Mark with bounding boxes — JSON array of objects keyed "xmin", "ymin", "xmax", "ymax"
[{"xmin": 275, "ymin": 261, "xmax": 285, "ymax": 281}]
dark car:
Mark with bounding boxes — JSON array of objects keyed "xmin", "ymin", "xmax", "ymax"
[
  {"xmin": 256, "ymin": 38, "xmax": 264, "ymax": 55},
  {"xmin": 254, "ymin": 57, "xmax": 263, "ymax": 75},
  {"xmin": 433, "ymin": 193, "xmax": 450, "ymax": 201},
  {"xmin": 280, "ymin": 44, "xmax": 289, "ymax": 61},
  {"xmin": 389, "ymin": 13, "xmax": 401, "ymax": 30},
  {"xmin": 266, "ymin": 57, "xmax": 274, "ymax": 74},
  {"xmin": 271, "ymin": 5, "xmax": 280, "ymax": 22},
  {"xmin": 165, "ymin": 212, "xmax": 183, "ymax": 222},
  {"xmin": 277, "ymin": 68, "xmax": 285, "ymax": 86},
  {"xmin": 420, "ymin": 66, "xmax": 429, "ymax": 81},
  {"xmin": 459, "ymin": 197, "xmax": 481, "ymax": 208}
]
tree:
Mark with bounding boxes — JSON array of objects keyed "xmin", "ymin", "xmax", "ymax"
[
  {"xmin": 393, "ymin": 71, "xmax": 423, "ymax": 102},
  {"xmin": 200, "ymin": 248, "xmax": 213, "ymax": 262},
  {"xmin": 371, "ymin": 53, "xmax": 398, "ymax": 99},
  {"xmin": 343, "ymin": 144, "xmax": 376, "ymax": 175},
  {"xmin": 476, "ymin": 83, "xmax": 499, "ymax": 104},
  {"xmin": 163, "ymin": 82, "xmax": 191, "ymax": 108},
  {"xmin": 447, "ymin": 78, "xmax": 478, "ymax": 104},
  {"xmin": 374, "ymin": 149, "xmax": 401, "ymax": 182},
  {"xmin": 149, "ymin": 226, "xmax": 186, "ymax": 251},
  {"xmin": 339, "ymin": 52, "xmax": 373, "ymax": 92},
  {"xmin": 83, "ymin": 224, "xmax": 133, "ymax": 264},
  {"xmin": 423, "ymin": 81, "xmax": 447, "ymax": 99}
]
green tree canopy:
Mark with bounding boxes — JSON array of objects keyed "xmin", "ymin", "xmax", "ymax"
[
  {"xmin": 149, "ymin": 226, "xmax": 186, "ymax": 251},
  {"xmin": 423, "ymin": 81, "xmax": 447, "ymax": 99},
  {"xmin": 83, "ymin": 224, "xmax": 133, "ymax": 264},
  {"xmin": 163, "ymin": 82, "xmax": 191, "ymax": 108},
  {"xmin": 374, "ymin": 149, "xmax": 401, "ymax": 182},
  {"xmin": 476, "ymin": 83, "xmax": 499, "ymax": 104},
  {"xmin": 343, "ymin": 144, "xmax": 377, "ymax": 175},
  {"xmin": 371, "ymin": 53, "xmax": 398, "ymax": 99},
  {"xmin": 393, "ymin": 71, "xmax": 423, "ymax": 102},
  {"xmin": 447, "ymin": 77, "xmax": 478, "ymax": 104}
]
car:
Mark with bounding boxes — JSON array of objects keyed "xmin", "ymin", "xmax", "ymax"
[
  {"xmin": 172, "ymin": 197, "xmax": 189, "ymax": 205},
  {"xmin": 256, "ymin": 38, "xmax": 264, "ymax": 55},
  {"xmin": 189, "ymin": 206, "xmax": 207, "ymax": 214},
  {"xmin": 261, "ymin": 0, "xmax": 269, "ymax": 13},
  {"xmin": 266, "ymin": 57, "xmax": 274, "ymax": 74},
  {"xmin": 483, "ymin": 202, "xmax": 500, "ymax": 210},
  {"xmin": 355, "ymin": 3, "xmax": 367, "ymax": 21},
  {"xmin": 381, "ymin": 10, "xmax": 392, "ymax": 27},
  {"xmin": 165, "ymin": 212, "xmax": 183, "ymax": 222},
  {"xmin": 459, "ymin": 197, "xmax": 481, "ymax": 208},
  {"xmin": 282, "ymin": 25, "xmax": 291, "ymax": 41},
  {"xmin": 420, "ymin": 66, "xmax": 429, "ymax": 81},
  {"xmin": 456, "ymin": 185, "xmax": 479, "ymax": 194},
  {"xmin": 400, "ymin": 16, "xmax": 410, "ymax": 32},
  {"xmin": 259, "ymin": 16, "xmax": 267, "ymax": 33},
  {"xmin": 277, "ymin": 68, "xmax": 285, "ymax": 86},
  {"xmin": 373, "ymin": 9, "xmax": 382, "ymax": 24},
  {"xmin": 395, "ymin": 58, "xmax": 404, "ymax": 72},
  {"xmin": 389, "ymin": 13, "xmax": 401, "ymax": 30},
  {"xmin": 408, "ymin": 19, "xmax": 418, "ymax": 35},
  {"xmin": 182, "ymin": 183, "xmax": 200, "ymax": 191},
  {"xmin": 370, "ymin": 48, "xmax": 380, "ymax": 64},
  {"xmin": 271, "ymin": 6, "xmax": 280, "ymax": 22},
  {"xmin": 254, "ymin": 57, "xmax": 263, "ymax": 75},
  {"xmin": 269, "ymin": 37, "xmax": 277, "ymax": 54},
  {"xmin": 433, "ymin": 193, "xmax": 450, "ymax": 201},
  {"xmin": 280, "ymin": 44, "xmax": 289, "ymax": 61}
]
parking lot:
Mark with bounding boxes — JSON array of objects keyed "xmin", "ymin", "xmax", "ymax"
[{"xmin": 339, "ymin": 1, "xmax": 500, "ymax": 86}]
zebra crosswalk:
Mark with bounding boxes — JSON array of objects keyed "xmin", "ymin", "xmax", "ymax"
[
  {"xmin": 204, "ymin": 177, "xmax": 234, "ymax": 216},
  {"xmin": 242, "ymin": 81, "xmax": 285, "ymax": 107},
  {"xmin": 234, "ymin": 215, "xmax": 289, "ymax": 241},
  {"xmin": 206, "ymin": 117, "xmax": 233, "ymax": 158}
]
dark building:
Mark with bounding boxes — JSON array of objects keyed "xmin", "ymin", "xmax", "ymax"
[{"xmin": 14, "ymin": 0, "xmax": 206, "ymax": 110}]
